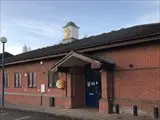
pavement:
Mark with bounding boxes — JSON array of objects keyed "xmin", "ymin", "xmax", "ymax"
[
  {"xmin": 0, "ymin": 104, "xmax": 155, "ymax": 120},
  {"xmin": 0, "ymin": 109, "xmax": 59, "ymax": 120}
]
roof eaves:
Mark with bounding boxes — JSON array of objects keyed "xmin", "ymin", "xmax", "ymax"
[
  {"xmin": 2, "ymin": 33, "xmax": 160, "ymax": 66},
  {"xmin": 1, "ymin": 52, "xmax": 67, "ymax": 66}
]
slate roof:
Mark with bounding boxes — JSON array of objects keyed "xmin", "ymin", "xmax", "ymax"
[
  {"xmin": 0, "ymin": 52, "xmax": 14, "ymax": 59},
  {"xmin": 63, "ymin": 21, "xmax": 79, "ymax": 28},
  {"xmin": 3, "ymin": 22, "xmax": 160, "ymax": 64}
]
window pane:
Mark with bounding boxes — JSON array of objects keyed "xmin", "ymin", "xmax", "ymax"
[
  {"xmin": 31, "ymin": 72, "xmax": 33, "ymax": 86},
  {"xmin": 14, "ymin": 73, "xmax": 16, "ymax": 87},
  {"xmin": 19, "ymin": 74, "xmax": 21, "ymax": 87},
  {"xmin": 7, "ymin": 73, "xmax": 9, "ymax": 87},
  {"xmin": 28, "ymin": 72, "xmax": 32, "ymax": 87},
  {"xmin": 16, "ymin": 73, "xmax": 18, "ymax": 87},
  {"xmin": 28, "ymin": 72, "xmax": 36, "ymax": 87},
  {"xmin": 48, "ymin": 71, "xmax": 59, "ymax": 88},
  {"xmin": 30, "ymin": 72, "xmax": 33, "ymax": 87},
  {"xmin": 14, "ymin": 73, "xmax": 21, "ymax": 88},
  {"xmin": 33, "ymin": 72, "xmax": 36, "ymax": 87},
  {"xmin": 48, "ymin": 71, "xmax": 53, "ymax": 87},
  {"xmin": 53, "ymin": 72, "xmax": 58, "ymax": 88},
  {"xmin": 5, "ymin": 73, "xmax": 9, "ymax": 87},
  {"xmin": 4, "ymin": 73, "xmax": 6, "ymax": 87},
  {"xmin": 5, "ymin": 73, "xmax": 6, "ymax": 87},
  {"xmin": 16, "ymin": 76, "xmax": 18, "ymax": 87}
]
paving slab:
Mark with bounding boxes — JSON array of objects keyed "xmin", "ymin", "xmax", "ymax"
[{"xmin": 0, "ymin": 104, "xmax": 154, "ymax": 120}]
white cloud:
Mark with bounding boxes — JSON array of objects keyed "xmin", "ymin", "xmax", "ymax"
[
  {"xmin": 0, "ymin": 19, "xmax": 63, "ymax": 55},
  {"xmin": 5, "ymin": 45, "xmax": 22, "ymax": 55},
  {"xmin": 0, "ymin": 28, "xmax": 8, "ymax": 36},
  {"xmin": 123, "ymin": 0, "xmax": 160, "ymax": 28},
  {"xmin": 137, "ymin": 13, "xmax": 159, "ymax": 24},
  {"xmin": 18, "ymin": 20, "xmax": 62, "ymax": 39},
  {"xmin": 125, "ymin": 11, "xmax": 159, "ymax": 28}
]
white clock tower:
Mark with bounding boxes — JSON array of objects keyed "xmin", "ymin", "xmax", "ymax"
[{"xmin": 63, "ymin": 21, "xmax": 79, "ymax": 43}]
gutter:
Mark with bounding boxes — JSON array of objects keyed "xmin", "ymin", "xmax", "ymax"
[
  {"xmin": 3, "ymin": 52, "xmax": 67, "ymax": 66},
  {"xmin": 79, "ymin": 34, "xmax": 160, "ymax": 53}
]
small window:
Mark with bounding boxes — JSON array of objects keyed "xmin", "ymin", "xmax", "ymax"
[
  {"xmin": 48, "ymin": 71, "xmax": 59, "ymax": 88},
  {"xmin": 28, "ymin": 72, "xmax": 36, "ymax": 88},
  {"xmin": 14, "ymin": 73, "xmax": 21, "ymax": 88},
  {"xmin": 4, "ymin": 73, "xmax": 9, "ymax": 88}
]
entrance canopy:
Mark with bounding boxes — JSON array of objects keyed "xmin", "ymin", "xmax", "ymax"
[{"xmin": 51, "ymin": 51, "xmax": 114, "ymax": 72}]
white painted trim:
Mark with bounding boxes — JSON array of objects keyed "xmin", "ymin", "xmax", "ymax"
[
  {"xmin": 0, "ymin": 92, "xmax": 41, "ymax": 97},
  {"xmin": 0, "ymin": 92, "xmax": 59, "ymax": 97},
  {"xmin": 14, "ymin": 116, "xmax": 31, "ymax": 120},
  {"xmin": 0, "ymin": 113, "xmax": 9, "ymax": 116}
]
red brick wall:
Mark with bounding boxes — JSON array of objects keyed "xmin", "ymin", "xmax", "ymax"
[
  {"xmin": 0, "ymin": 58, "xmax": 67, "ymax": 108},
  {"xmin": 5, "ymin": 94, "xmax": 41, "ymax": 105},
  {"xmin": 64, "ymin": 73, "xmax": 72, "ymax": 108},
  {"xmin": 99, "ymin": 70, "xmax": 109, "ymax": 113},
  {"xmin": 95, "ymin": 42, "xmax": 160, "ymax": 116},
  {"xmin": 71, "ymin": 68, "xmax": 85, "ymax": 108}
]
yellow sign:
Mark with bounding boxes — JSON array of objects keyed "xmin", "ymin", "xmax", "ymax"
[{"xmin": 56, "ymin": 80, "xmax": 65, "ymax": 89}]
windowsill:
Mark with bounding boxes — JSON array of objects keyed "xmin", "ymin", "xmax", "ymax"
[
  {"xmin": 15, "ymin": 87, "xmax": 22, "ymax": 88},
  {"xmin": 28, "ymin": 87, "xmax": 36, "ymax": 88},
  {"xmin": 4, "ymin": 87, "xmax": 9, "ymax": 88},
  {"xmin": 48, "ymin": 86, "xmax": 59, "ymax": 89}
]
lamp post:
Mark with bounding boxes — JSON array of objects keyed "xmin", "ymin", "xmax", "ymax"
[{"xmin": 0, "ymin": 37, "xmax": 7, "ymax": 107}]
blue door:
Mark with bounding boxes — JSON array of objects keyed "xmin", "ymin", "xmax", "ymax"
[{"xmin": 86, "ymin": 69, "xmax": 101, "ymax": 108}]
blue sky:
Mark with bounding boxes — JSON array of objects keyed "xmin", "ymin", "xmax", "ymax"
[{"xmin": 0, "ymin": 0, "xmax": 159, "ymax": 55}]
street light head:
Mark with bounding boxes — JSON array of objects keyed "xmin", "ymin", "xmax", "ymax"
[{"xmin": 0, "ymin": 37, "xmax": 7, "ymax": 43}]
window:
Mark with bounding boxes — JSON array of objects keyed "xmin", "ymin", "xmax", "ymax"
[
  {"xmin": 14, "ymin": 73, "xmax": 21, "ymax": 88},
  {"xmin": 4, "ymin": 73, "xmax": 9, "ymax": 88},
  {"xmin": 28, "ymin": 72, "xmax": 36, "ymax": 88},
  {"xmin": 48, "ymin": 71, "xmax": 59, "ymax": 88}
]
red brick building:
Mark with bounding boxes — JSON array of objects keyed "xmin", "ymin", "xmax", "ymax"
[{"xmin": 0, "ymin": 22, "xmax": 160, "ymax": 118}]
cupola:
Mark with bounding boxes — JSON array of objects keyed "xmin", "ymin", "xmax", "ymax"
[{"xmin": 63, "ymin": 21, "xmax": 79, "ymax": 43}]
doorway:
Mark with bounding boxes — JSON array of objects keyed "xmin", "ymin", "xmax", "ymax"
[{"xmin": 85, "ymin": 68, "xmax": 101, "ymax": 108}]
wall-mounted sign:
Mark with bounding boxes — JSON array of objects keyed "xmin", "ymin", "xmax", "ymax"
[
  {"xmin": 87, "ymin": 82, "xmax": 90, "ymax": 87},
  {"xmin": 89, "ymin": 93, "xmax": 94, "ymax": 95},
  {"xmin": 91, "ymin": 82, "xmax": 95, "ymax": 86},
  {"xmin": 56, "ymin": 80, "xmax": 65, "ymax": 89},
  {"xmin": 41, "ymin": 84, "xmax": 45, "ymax": 93}
]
